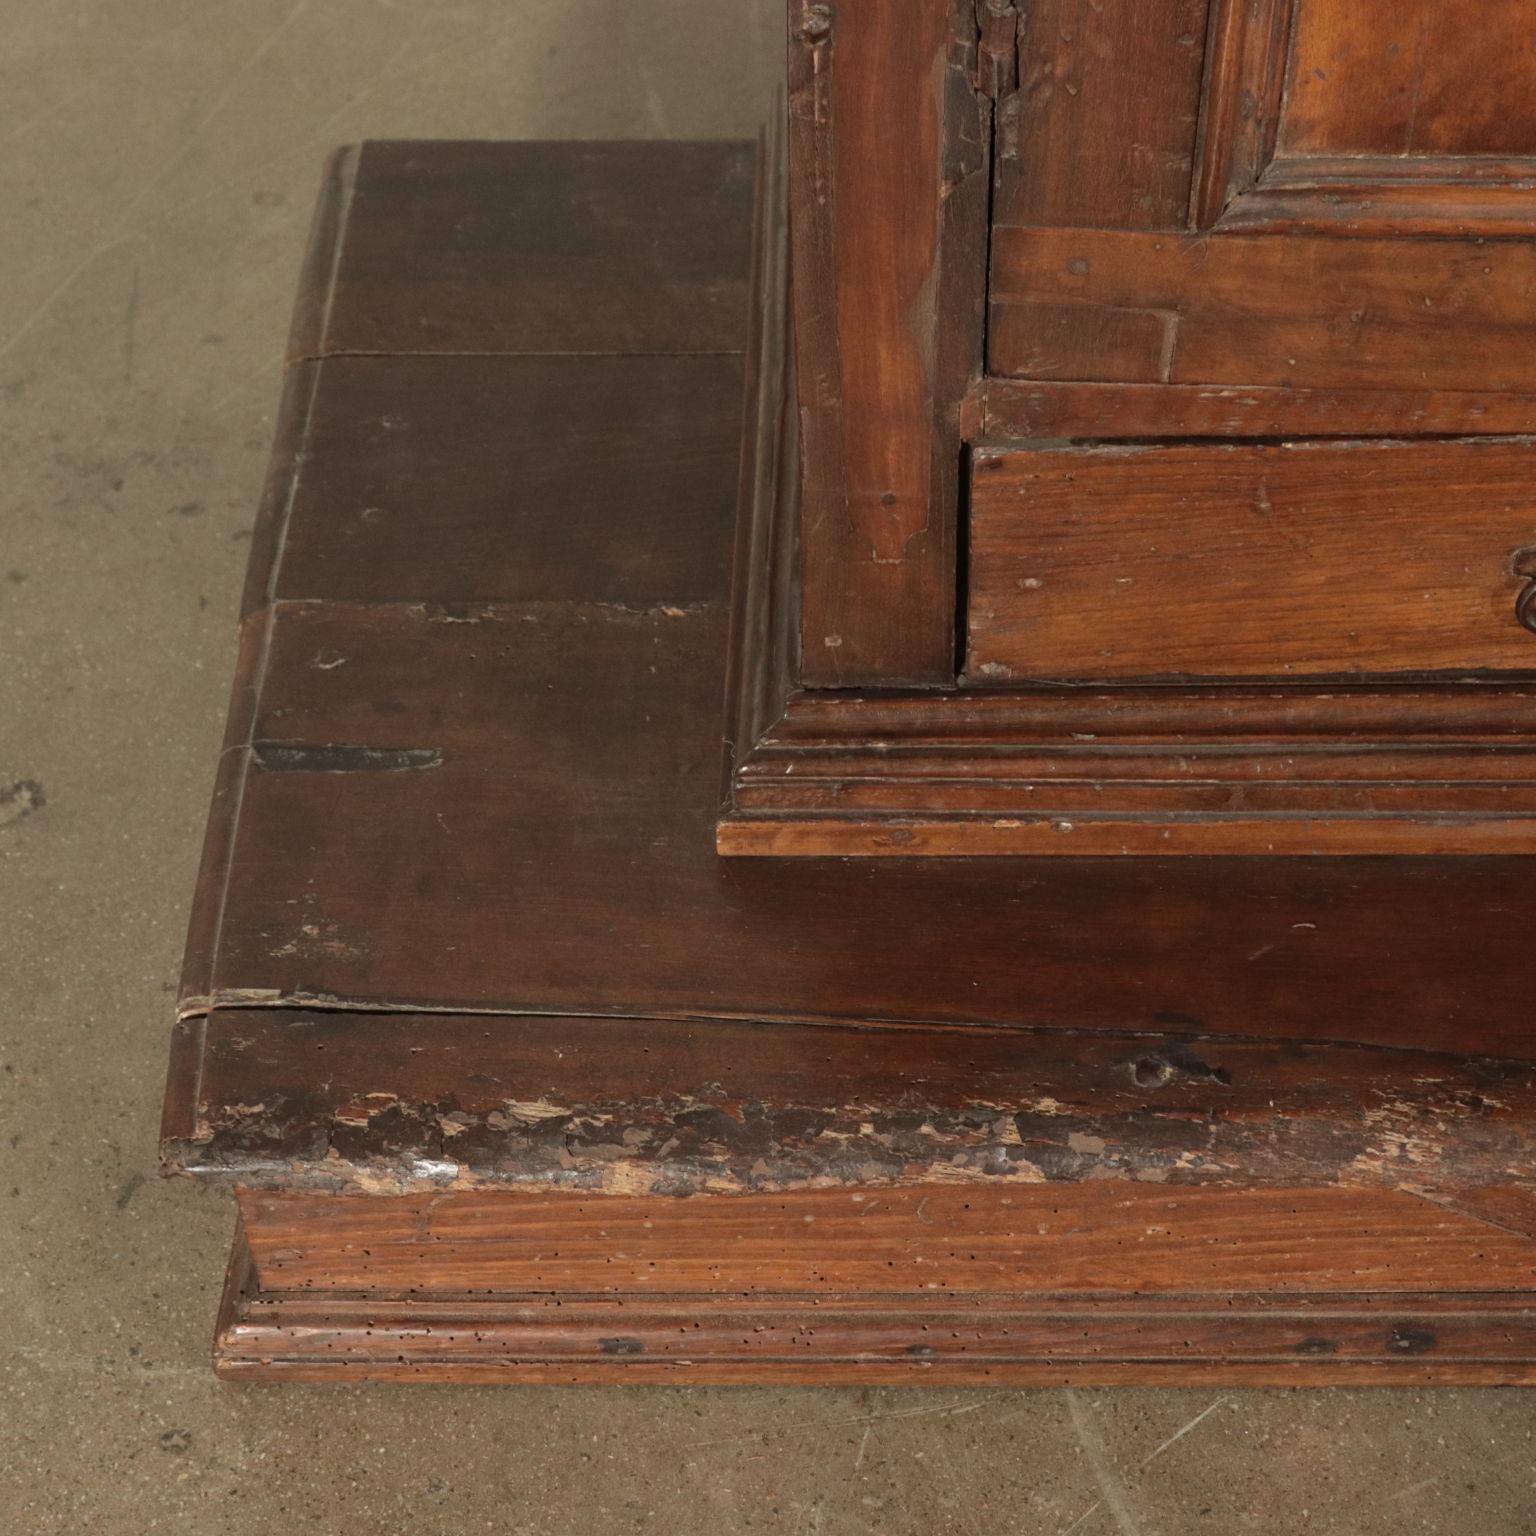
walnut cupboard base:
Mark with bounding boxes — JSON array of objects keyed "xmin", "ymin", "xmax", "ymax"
[{"xmin": 164, "ymin": 139, "xmax": 1536, "ymax": 1386}]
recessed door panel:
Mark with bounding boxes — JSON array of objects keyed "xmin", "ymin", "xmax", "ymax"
[{"xmin": 1282, "ymin": 0, "xmax": 1536, "ymax": 159}]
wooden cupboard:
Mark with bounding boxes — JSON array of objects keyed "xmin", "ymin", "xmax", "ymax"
[{"xmin": 718, "ymin": 0, "xmax": 1536, "ymax": 854}]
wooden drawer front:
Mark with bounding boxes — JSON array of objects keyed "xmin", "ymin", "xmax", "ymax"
[{"xmin": 965, "ymin": 441, "xmax": 1536, "ymax": 682}]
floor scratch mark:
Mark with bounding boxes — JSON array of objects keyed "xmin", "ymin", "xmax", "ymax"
[
  {"xmin": 123, "ymin": 261, "xmax": 140, "ymax": 383},
  {"xmin": 0, "ymin": 0, "xmax": 314, "ymax": 363},
  {"xmin": 1066, "ymin": 1390, "xmax": 1146, "ymax": 1536},
  {"xmin": 1059, "ymin": 1500, "xmax": 1102, "ymax": 1536},
  {"xmin": 1140, "ymin": 1395, "xmax": 1228, "ymax": 1467},
  {"xmin": 688, "ymin": 1397, "xmax": 990, "ymax": 1453}
]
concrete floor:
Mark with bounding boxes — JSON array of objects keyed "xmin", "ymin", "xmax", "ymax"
[{"xmin": 1, "ymin": 2, "xmax": 1534, "ymax": 1531}]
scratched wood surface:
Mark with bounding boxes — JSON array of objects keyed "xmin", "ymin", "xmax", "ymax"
[
  {"xmin": 172, "ymin": 139, "xmax": 1536, "ymax": 1078},
  {"xmin": 164, "ymin": 138, "xmax": 1536, "ymax": 1383},
  {"xmin": 175, "ymin": 587, "xmax": 1536, "ymax": 1052},
  {"xmin": 993, "ymin": 0, "xmax": 1208, "ymax": 230}
]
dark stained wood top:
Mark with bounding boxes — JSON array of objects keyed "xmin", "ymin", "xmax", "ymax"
[
  {"xmin": 165, "ymin": 139, "xmax": 1536, "ymax": 1203},
  {"xmin": 199, "ymin": 593, "xmax": 1535, "ymax": 1057},
  {"xmin": 270, "ymin": 353, "xmax": 743, "ymax": 608},
  {"xmin": 305, "ymin": 140, "xmax": 756, "ymax": 359}
]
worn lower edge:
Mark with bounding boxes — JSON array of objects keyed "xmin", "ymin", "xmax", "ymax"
[
  {"xmin": 157, "ymin": 1004, "xmax": 1536, "ymax": 1201},
  {"xmin": 717, "ymin": 813, "xmax": 1536, "ymax": 857}
]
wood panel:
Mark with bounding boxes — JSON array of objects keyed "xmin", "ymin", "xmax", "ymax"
[
  {"xmin": 166, "ymin": 136, "xmax": 1536, "ymax": 1381},
  {"xmin": 269, "ymin": 354, "xmax": 742, "ymax": 608},
  {"xmin": 987, "ymin": 303, "xmax": 1173, "ymax": 385},
  {"xmin": 238, "ymin": 1185, "xmax": 1536, "ymax": 1296},
  {"xmin": 215, "ymin": 1228, "xmax": 1536, "ymax": 1385},
  {"xmin": 238, "ymin": 140, "xmax": 752, "ymax": 617},
  {"xmin": 1281, "ymin": 0, "xmax": 1536, "ymax": 159},
  {"xmin": 989, "ymin": 226, "xmax": 1536, "ymax": 390},
  {"xmin": 965, "ymin": 440, "xmax": 1536, "ymax": 681},
  {"xmin": 312, "ymin": 140, "xmax": 756, "ymax": 357},
  {"xmin": 993, "ymin": 0, "xmax": 1211, "ymax": 228},
  {"xmin": 191, "ymin": 597, "xmax": 1536, "ymax": 1051},
  {"xmin": 789, "ymin": 0, "xmax": 988, "ymax": 685}
]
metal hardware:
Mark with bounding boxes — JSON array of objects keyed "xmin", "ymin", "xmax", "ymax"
[{"xmin": 1517, "ymin": 548, "xmax": 1536, "ymax": 635}]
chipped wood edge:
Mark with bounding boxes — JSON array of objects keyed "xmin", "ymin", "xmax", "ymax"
[{"xmin": 163, "ymin": 1009, "xmax": 1536, "ymax": 1200}]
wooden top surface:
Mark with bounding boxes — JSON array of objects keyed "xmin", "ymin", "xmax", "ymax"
[
  {"xmin": 301, "ymin": 140, "xmax": 756, "ymax": 359},
  {"xmin": 203, "ymin": 591, "xmax": 1534, "ymax": 1054},
  {"xmin": 164, "ymin": 139, "xmax": 1536, "ymax": 1198}
]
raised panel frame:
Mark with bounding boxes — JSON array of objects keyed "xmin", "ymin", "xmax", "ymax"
[{"xmin": 1195, "ymin": 0, "xmax": 1536, "ymax": 236}]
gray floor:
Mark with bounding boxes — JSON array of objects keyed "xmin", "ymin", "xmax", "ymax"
[{"xmin": 2, "ymin": 3, "xmax": 1534, "ymax": 1532}]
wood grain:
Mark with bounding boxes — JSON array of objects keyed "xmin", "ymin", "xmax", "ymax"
[
  {"xmin": 987, "ymin": 303, "xmax": 1172, "ymax": 386},
  {"xmin": 718, "ymin": 813, "xmax": 1536, "ymax": 857},
  {"xmin": 1194, "ymin": 0, "xmax": 1536, "ymax": 233},
  {"xmin": 1281, "ymin": 0, "xmax": 1536, "ymax": 158},
  {"xmin": 989, "ymin": 226, "xmax": 1536, "ymax": 391},
  {"xmin": 965, "ymin": 440, "xmax": 1536, "ymax": 680},
  {"xmin": 993, "ymin": 0, "xmax": 1210, "ymax": 229},
  {"xmin": 730, "ymin": 146, "xmax": 1536, "ymax": 851},
  {"xmin": 190, "ymin": 597, "xmax": 1536, "ymax": 1053},
  {"xmin": 215, "ymin": 1227, "xmax": 1536, "ymax": 1384},
  {"xmin": 789, "ymin": 0, "xmax": 988, "ymax": 685},
  {"xmin": 269, "ymin": 354, "xmax": 742, "ymax": 609},
  {"xmin": 1189, "ymin": 0, "xmax": 1291, "ymax": 227},
  {"xmin": 313, "ymin": 140, "xmax": 756, "ymax": 357},
  {"xmin": 973, "ymin": 378, "xmax": 1536, "ymax": 440},
  {"xmin": 238, "ymin": 1184, "xmax": 1536, "ymax": 1297},
  {"xmin": 729, "ymin": 3, "xmax": 1536, "ymax": 852},
  {"xmin": 165, "ymin": 135, "xmax": 1536, "ymax": 1382}
]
